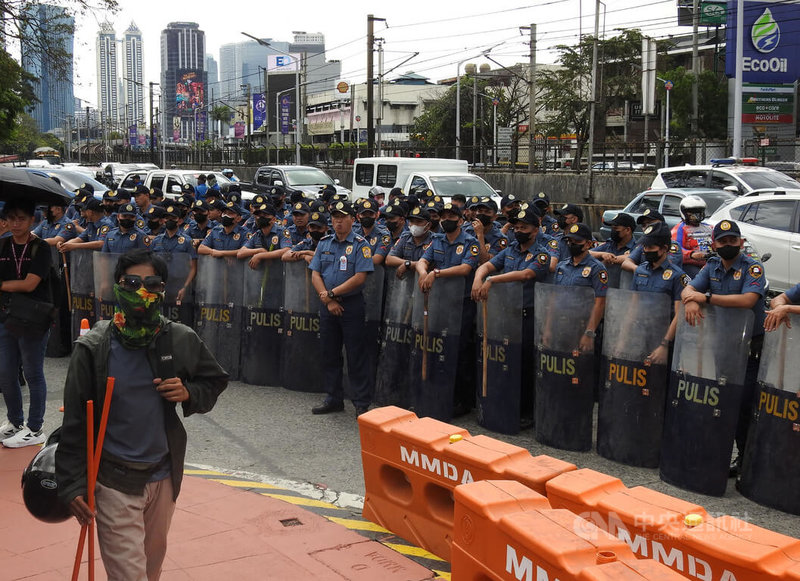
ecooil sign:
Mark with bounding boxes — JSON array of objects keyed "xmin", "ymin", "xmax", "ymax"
[{"xmin": 726, "ymin": 0, "xmax": 800, "ymax": 83}]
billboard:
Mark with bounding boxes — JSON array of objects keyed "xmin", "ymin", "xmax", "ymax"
[
  {"xmin": 726, "ymin": 0, "xmax": 800, "ymax": 83},
  {"xmin": 176, "ymin": 69, "xmax": 205, "ymax": 117},
  {"xmin": 742, "ymin": 84, "xmax": 794, "ymax": 124},
  {"xmin": 267, "ymin": 54, "xmax": 301, "ymax": 73},
  {"xmin": 196, "ymin": 111, "xmax": 208, "ymax": 141},
  {"xmin": 280, "ymin": 94, "xmax": 291, "ymax": 135}
]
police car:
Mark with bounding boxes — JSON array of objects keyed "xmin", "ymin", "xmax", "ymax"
[{"xmin": 651, "ymin": 158, "xmax": 800, "ymax": 195}]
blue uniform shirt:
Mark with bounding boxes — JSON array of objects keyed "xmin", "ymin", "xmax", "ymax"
[
  {"xmin": 593, "ymin": 237, "xmax": 636, "ymax": 256},
  {"xmin": 33, "ymin": 216, "xmax": 70, "ymax": 240},
  {"xmin": 388, "ymin": 230, "xmax": 434, "ymax": 262},
  {"xmin": 420, "ymin": 230, "xmax": 480, "ymax": 271},
  {"xmin": 463, "ymin": 222, "xmax": 508, "ymax": 257},
  {"xmin": 245, "ymin": 226, "xmax": 285, "ymax": 251},
  {"xmin": 281, "ymin": 224, "xmax": 309, "ymax": 248},
  {"xmin": 309, "ymin": 230, "xmax": 374, "ymax": 295},
  {"xmin": 689, "ymin": 253, "xmax": 767, "ymax": 334},
  {"xmin": 489, "ymin": 241, "xmax": 551, "ymax": 308},
  {"xmin": 785, "ymin": 283, "xmax": 800, "ymax": 303},
  {"xmin": 631, "ymin": 260, "xmax": 690, "ymax": 302},
  {"xmin": 553, "ymin": 254, "xmax": 609, "ymax": 297},
  {"xmin": 150, "ymin": 230, "xmax": 197, "ymax": 257},
  {"xmin": 78, "ymin": 217, "xmax": 115, "ymax": 242},
  {"xmin": 200, "ymin": 224, "xmax": 247, "ymax": 251},
  {"xmin": 541, "ymin": 214, "xmax": 559, "ymax": 236},
  {"xmin": 354, "ymin": 223, "xmax": 392, "ymax": 259},
  {"xmin": 187, "ymin": 220, "xmax": 217, "ymax": 240},
  {"xmin": 101, "ymin": 227, "xmax": 150, "ymax": 253}
]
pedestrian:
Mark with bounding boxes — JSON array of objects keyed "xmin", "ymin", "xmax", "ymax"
[
  {"xmin": 55, "ymin": 249, "xmax": 228, "ymax": 580},
  {"xmin": 309, "ymin": 201, "xmax": 375, "ymax": 416}
]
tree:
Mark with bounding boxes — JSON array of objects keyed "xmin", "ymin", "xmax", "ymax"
[
  {"xmin": 2, "ymin": 114, "xmax": 62, "ymax": 157},
  {"xmin": 0, "ymin": 48, "xmax": 36, "ymax": 143},
  {"xmin": 659, "ymin": 66, "xmax": 728, "ymax": 140}
]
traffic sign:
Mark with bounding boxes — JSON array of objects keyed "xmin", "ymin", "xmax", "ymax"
[
  {"xmin": 664, "ymin": 80, "xmax": 674, "ymax": 91},
  {"xmin": 492, "ymin": 99, "xmax": 500, "ymax": 106},
  {"xmin": 337, "ymin": 81, "xmax": 349, "ymax": 94},
  {"xmin": 355, "ymin": 115, "xmax": 361, "ymax": 122}
]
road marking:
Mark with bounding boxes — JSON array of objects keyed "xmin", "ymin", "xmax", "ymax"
[
  {"xmin": 325, "ymin": 515, "xmax": 391, "ymax": 533},
  {"xmin": 433, "ymin": 571, "xmax": 451, "ymax": 580},
  {"xmin": 261, "ymin": 493, "xmax": 343, "ymax": 509},
  {"xmin": 210, "ymin": 479, "xmax": 278, "ymax": 489},
  {"xmin": 382, "ymin": 543, "xmax": 445, "ymax": 561},
  {"xmin": 184, "ymin": 468, "xmax": 228, "ymax": 476}
]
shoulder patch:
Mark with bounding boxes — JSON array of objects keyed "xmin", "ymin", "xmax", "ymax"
[
  {"xmin": 670, "ymin": 242, "xmax": 680, "ymax": 253},
  {"xmin": 362, "ymin": 246, "xmax": 372, "ymax": 259},
  {"xmin": 470, "ymin": 244, "xmax": 479, "ymax": 256},
  {"xmin": 137, "ymin": 218, "xmax": 145, "ymax": 229},
  {"xmin": 548, "ymin": 239, "xmax": 559, "ymax": 249},
  {"xmin": 233, "ymin": 233, "xmax": 241, "ymax": 241},
  {"xmin": 284, "ymin": 229, "xmax": 291, "ymax": 238},
  {"xmin": 551, "ymin": 223, "xmax": 560, "ymax": 231},
  {"xmin": 537, "ymin": 253, "xmax": 549, "ymax": 265},
  {"xmin": 143, "ymin": 236, "xmax": 151, "ymax": 247},
  {"xmin": 382, "ymin": 234, "xmax": 390, "ymax": 244},
  {"xmin": 456, "ymin": 244, "xmax": 464, "ymax": 255},
  {"xmin": 178, "ymin": 236, "xmax": 185, "ymax": 244},
  {"xmin": 129, "ymin": 233, "xmax": 137, "ymax": 241},
  {"xmin": 598, "ymin": 269, "xmax": 609, "ymax": 284},
  {"xmin": 247, "ymin": 232, "xmax": 254, "ymax": 240},
  {"xmin": 662, "ymin": 269, "xmax": 673, "ymax": 280},
  {"xmin": 748, "ymin": 264, "xmax": 763, "ymax": 279},
  {"xmin": 498, "ymin": 238, "xmax": 507, "ymax": 248},
  {"xmin": 99, "ymin": 225, "xmax": 110, "ymax": 234},
  {"xmin": 582, "ymin": 266, "xmax": 591, "ymax": 278},
  {"xmin": 680, "ymin": 273, "xmax": 690, "ymax": 287}
]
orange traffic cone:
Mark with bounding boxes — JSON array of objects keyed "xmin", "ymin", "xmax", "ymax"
[{"xmin": 79, "ymin": 319, "xmax": 90, "ymax": 337}]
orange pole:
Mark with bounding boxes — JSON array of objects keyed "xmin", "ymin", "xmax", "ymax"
[
  {"xmin": 70, "ymin": 527, "xmax": 87, "ymax": 581},
  {"xmin": 92, "ymin": 378, "xmax": 115, "ymax": 478},
  {"xmin": 87, "ymin": 400, "xmax": 95, "ymax": 581}
]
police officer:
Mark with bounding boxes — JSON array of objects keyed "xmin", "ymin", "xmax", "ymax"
[
  {"xmin": 237, "ymin": 203, "xmax": 288, "ymax": 268},
  {"xmin": 498, "ymin": 194, "xmax": 521, "ymax": 231},
  {"xmin": 309, "ymin": 201, "xmax": 375, "ymax": 416},
  {"xmin": 764, "ymin": 282, "xmax": 800, "ymax": 331},
  {"xmin": 532, "ymin": 192, "xmax": 559, "ymax": 236},
  {"xmin": 622, "ymin": 209, "xmax": 683, "ymax": 272},
  {"xmin": 281, "ymin": 201, "xmax": 311, "ymax": 248},
  {"xmin": 630, "ymin": 222, "xmax": 690, "ymax": 364},
  {"xmin": 149, "ymin": 205, "xmax": 198, "ymax": 306},
  {"xmin": 354, "ymin": 199, "xmax": 391, "ymax": 265},
  {"xmin": 424, "ymin": 199, "xmax": 443, "ymax": 234},
  {"xmin": 100, "ymin": 204, "xmax": 150, "ymax": 254},
  {"xmin": 58, "ymin": 199, "xmax": 114, "ymax": 253},
  {"xmin": 282, "ymin": 211, "xmax": 329, "ymax": 265},
  {"xmin": 197, "ymin": 202, "xmax": 247, "ymax": 257},
  {"xmin": 144, "ymin": 205, "xmax": 166, "ymax": 237},
  {"xmin": 385, "ymin": 206, "xmax": 434, "ymax": 279},
  {"xmin": 681, "ymin": 219, "xmax": 766, "ymax": 474},
  {"xmin": 187, "ymin": 200, "xmax": 216, "ymax": 243},
  {"xmin": 381, "ymin": 203, "xmax": 407, "ymax": 246},
  {"xmin": 464, "ymin": 197, "xmax": 507, "ymax": 264},
  {"xmin": 149, "ymin": 187, "xmax": 165, "ymax": 207},
  {"xmin": 416, "ymin": 202, "xmax": 481, "ymax": 416},
  {"xmin": 33, "ymin": 201, "xmax": 70, "ymax": 246},
  {"xmin": 551, "ymin": 203, "xmax": 585, "ymax": 261},
  {"xmin": 207, "ymin": 199, "xmax": 226, "ymax": 227},
  {"xmin": 553, "ymin": 223, "xmax": 608, "ymax": 353},
  {"xmin": 101, "ymin": 190, "xmax": 120, "ymax": 224},
  {"xmin": 132, "ymin": 184, "xmax": 151, "ymax": 216},
  {"xmin": 591, "ymin": 212, "xmax": 636, "ymax": 267}
]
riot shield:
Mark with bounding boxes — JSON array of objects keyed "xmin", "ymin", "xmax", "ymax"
[
  {"xmin": 92, "ymin": 252, "xmax": 119, "ymax": 322},
  {"xmin": 533, "ymin": 283, "xmax": 597, "ymax": 451},
  {"xmin": 240, "ymin": 258, "xmax": 284, "ymax": 386},
  {"xmin": 194, "ymin": 255, "xmax": 244, "ymax": 380},
  {"xmin": 660, "ymin": 305, "xmax": 753, "ymax": 496},
  {"xmin": 157, "ymin": 252, "xmax": 194, "ymax": 326},
  {"xmin": 362, "ymin": 264, "xmax": 386, "ymax": 400},
  {"xmin": 476, "ymin": 281, "xmax": 523, "ymax": 434},
  {"xmin": 619, "ymin": 268, "xmax": 633, "ymax": 290},
  {"xmin": 597, "ymin": 288, "xmax": 672, "ymax": 467},
  {"xmin": 409, "ymin": 275, "xmax": 464, "ymax": 421},
  {"xmin": 70, "ymin": 249, "xmax": 96, "ymax": 341},
  {"xmin": 604, "ymin": 264, "xmax": 623, "ymax": 289},
  {"xmin": 279, "ymin": 261, "xmax": 324, "ymax": 392},
  {"xmin": 739, "ymin": 315, "xmax": 800, "ymax": 514},
  {"xmin": 374, "ymin": 268, "xmax": 416, "ymax": 407},
  {"xmin": 46, "ymin": 247, "xmax": 71, "ymax": 357}
]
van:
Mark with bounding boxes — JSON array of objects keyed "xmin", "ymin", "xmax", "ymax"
[{"xmin": 352, "ymin": 157, "xmax": 468, "ymax": 198}]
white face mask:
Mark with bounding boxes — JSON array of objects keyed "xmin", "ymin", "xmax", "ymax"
[{"xmin": 409, "ymin": 224, "xmax": 427, "ymax": 238}]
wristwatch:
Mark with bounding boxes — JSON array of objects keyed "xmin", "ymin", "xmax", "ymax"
[
  {"xmin": 433, "ymin": 268, "xmax": 441, "ymax": 278},
  {"xmin": 404, "ymin": 260, "xmax": 411, "ymax": 269},
  {"xmin": 705, "ymin": 291, "xmax": 712, "ymax": 304},
  {"xmin": 584, "ymin": 329, "xmax": 596, "ymax": 338},
  {"xmin": 328, "ymin": 290, "xmax": 336, "ymax": 300}
]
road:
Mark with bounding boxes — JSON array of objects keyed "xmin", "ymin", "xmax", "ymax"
[{"xmin": 12, "ymin": 355, "xmax": 800, "ymax": 541}]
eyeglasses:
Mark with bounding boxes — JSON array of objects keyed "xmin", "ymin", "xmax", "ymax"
[{"xmin": 118, "ymin": 274, "xmax": 165, "ymax": 293}]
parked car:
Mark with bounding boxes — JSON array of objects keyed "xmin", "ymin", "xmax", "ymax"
[
  {"xmin": 117, "ymin": 169, "xmax": 244, "ymax": 200},
  {"xmin": 253, "ymin": 165, "xmax": 350, "ymax": 199},
  {"xmin": 598, "ymin": 188, "xmax": 737, "ymax": 241},
  {"xmin": 707, "ymin": 188, "xmax": 800, "ymax": 293},
  {"xmin": 651, "ymin": 159, "xmax": 800, "ymax": 195},
  {"xmin": 26, "ymin": 168, "xmax": 109, "ymax": 199},
  {"xmin": 351, "ymin": 157, "xmax": 468, "ymax": 198},
  {"xmin": 401, "ymin": 171, "xmax": 502, "ymax": 208}
]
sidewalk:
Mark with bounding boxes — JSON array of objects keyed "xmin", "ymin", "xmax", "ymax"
[{"xmin": 1, "ymin": 446, "xmax": 435, "ymax": 580}]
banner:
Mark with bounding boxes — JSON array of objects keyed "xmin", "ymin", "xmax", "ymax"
[
  {"xmin": 176, "ymin": 69, "xmax": 205, "ymax": 117},
  {"xmin": 253, "ymin": 93, "xmax": 266, "ymax": 129},
  {"xmin": 195, "ymin": 110, "xmax": 207, "ymax": 141},
  {"xmin": 280, "ymin": 94, "xmax": 291, "ymax": 135},
  {"xmin": 234, "ymin": 121, "xmax": 245, "ymax": 139},
  {"xmin": 128, "ymin": 125, "xmax": 137, "ymax": 147},
  {"xmin": 172, "ymin": 116, "xmax": 180, "ymax": 142}
]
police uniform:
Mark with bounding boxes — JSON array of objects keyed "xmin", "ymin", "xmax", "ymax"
[
  {"xmin": 281, "ymin": 224, "xmax": 309, "ymax": 248},
  {"xmin": 628, "ymin": 240, "xmax": 684, "ymax": 267},
  {"xmin": 309, "ymin": 217, "xmax": 375, "ymax": 412},
  {"xmin": 464, "ymin": 221, "xmax": 508, "ymax": 257},
  {"xmin": 150, "ymin": 230, "xmax": 197, "ymax": 257},
  {"xmin": 33, "ymin": 215, "xmax": 69, "ymax": 240},
  {"xmin": 786, "ymin": 282, "xmax": 800, "ymax": 304},
  {"xmin": 200, "ymin": 224, "xmax": 247, "ymax": 251},
  {"xmin": 187, "ymin": 219, "xmax": 217, "ymax": 240},
  {"xmin": 541, "ymin": 213, "xmax": 559, "ymax": 236},
  {"xmin": 553, "ymin": 254, "xmax": 609, "ymax": 297},
  {"xmin": 245, "ymin": 226, "xmax": 285, "ymax": 251},
  {"xmin": 631, "ymin": 260, "xmax": 689, "ymax": 301},
  {"xmin": 100, "ymin": 226, "xmax": 149, "ymax": 253},
  {"xmin": 593, "ymin": 237, "xmax": 636, "ymax": 256},
  {"xmin": 388, "ymin": 230, "xmax": 434, "ymax": 262},
  {"xmin": 354, "ymin": 222, "xmax": 392, "ymax": 259},
  {"xmin": 420, "ymin": 230, "xmax": 481, "ymax": 282},
  {"xmin": 78, "ymin": 217, "xmax": 115, "ymax": 243}
]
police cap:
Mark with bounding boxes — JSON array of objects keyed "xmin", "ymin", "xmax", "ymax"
[
  {"xmin": 291, "ymin": 202, "xmax": 311, "ymax": 215},
  {"xmin": 609, "ymin": 212, "xmax": 636, "ymax": 230},
  {"xmin": 532, "ymin": 192, "xmax": 550, "ymax": 207},
  {"xmin": 83, "ymin": 198, "xmax": 103, "ymax": 212},
  {"xmin": 330, "ymin": 201, "xmax": 355, "ymax": 217},
  {"xmin": 554, "ymin": 203, "xmax": 584, "ymax": 221},
  {"xmin": 382, "ymin": 203, "xmax": 407, "ymax": 219},
  {"xmin": 224, "ymin": 201, "xmax": 244, "ymax": 215},
  {"xmin": 147, "ymin": 205, "xmax": 166, "ymax": 219},
  {"xmin": 79, "ymin": 182, "xmax": 95, "ymax": 193},
  {"xmin": 712, "ymin": 219, "xmax": 741, "ymax": 241},
  {"xmin": 357, "ymin": 199, "xmax": 378, "ymax": 214},
  {"xmin": 163, "ymin": 204, "xmax": 181, "ymax": 217},
  {"xmin": 115, "ymin": 188, "xmax": 132, "ymax": 201},
  {"xmin": 440, "ymin": 203, "xmax": 463, "ymax": 218},
  {"xmin": 563, "ymin": 222, "xmax": 593, "ymax": 241},
  {"xmin": 134, "ymin": 184, "xmax": 150, "ymax": 196},
  {"xmin": 253, "ymin": 203, "xmax": 277, "ymax": 216},
  {"xmin": 308, "ymin": 211, "xmax": 328, "ymax": 227},
  {"xmin": 640, "ymin": 222, "xmax": 672, "ymax": 247},
  {"xmin": 510, "ymin": 207, "xmax": 542, "ymax": 226},
  {"xmin": 501, "ymin": 194, "xmax": 520, "ymax": 209},
  {"xmin": 636, "ymin": 208, "xmax": 664, "ymax": 224},
  {"xmin": 408, "ymin": 206, "xmax": 431, "ymax": 222},
  {"xmin": 192, "ymin": 200, "xmax": 210, "ymax": 212},
  {"xmin": 118, "ymin": 203, "xmax": 137, "ymax": 217}
]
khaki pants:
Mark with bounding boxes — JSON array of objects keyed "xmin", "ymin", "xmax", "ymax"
[{"xmin": 95, "ymin": 478, "xmax": 176, "ymax": 581}]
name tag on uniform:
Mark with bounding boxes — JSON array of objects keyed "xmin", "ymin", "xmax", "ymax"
[{"xmin": 339, "ymin": 255, "xmax": 347, "ymax": 271}]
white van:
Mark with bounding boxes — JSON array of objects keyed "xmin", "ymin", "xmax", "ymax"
[{"xmin": 352, "ymin": 157, "xmax": 468, "ymax": 198}]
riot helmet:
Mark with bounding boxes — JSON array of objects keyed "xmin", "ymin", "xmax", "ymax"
[{"xmin": 21, "ymin": 435, "xmax": 71, "ymax": 524}]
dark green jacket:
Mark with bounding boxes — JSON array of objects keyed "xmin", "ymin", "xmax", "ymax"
[{"xmin": 55, "ymin": 317, "xmax": 228, "ymax": 504}]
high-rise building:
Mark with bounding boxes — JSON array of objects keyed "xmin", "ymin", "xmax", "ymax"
[
  {"xmin": 219, "ymin": 39, "xmax": 291, "ymax": 103},
  {"xmin": 96, "ymin": 21, "xmax": 119, "ymax": 129},
  {"xmin": 289, "ymin": 31, "xmax": 340, "ymax": 95},
  {"xmin": 21, "ymin": 3, "xmax": 75, "ymax": 133},
  {"xmin": 122, "ymin": 22, "xmax": 145, "ymax": 129},
  {"xmin": 160, "ymin": 22, "xmax": 206, "ymax": 142}
]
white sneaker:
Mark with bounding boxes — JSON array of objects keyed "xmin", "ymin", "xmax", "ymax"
[
  {"xmin": 0, "ymin": 421, "xmax": 23, "ymax": 441},
  {"xmin": 2, "ymin": 426, "xmax": 46, "ymax": 448}
]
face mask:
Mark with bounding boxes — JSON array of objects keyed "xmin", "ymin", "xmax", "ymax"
[
  {"xmin": 256, "ymin": 217, "xmax": 271, "ymax": 229},
  {"xmin": 557, "ymin": 216, "xmax": 569, "ymax": 230},
  {"xmin": 716, "ymin": 244, "xmax": 740, "ymax": 260},
  {"xmin": 609, "ymin": 230, "xmax": 622, "ymax": 243},
  {"xmin": 476, "ymin": 214, "xmax": 493, "ymax": 227},
  {"xmin": 111, "ymin": 283, "xmax": 164, "ymax": 349},
  {"xmin": 165, "ymin": 219, "xmax": 178, "ymax": 231},
  {"xmin": 441, "ymin": 219, "xmax": 459, "ymax": 233},
  {"xmin": 643, "ymin": 250, "xmax": 662, "ymax": 264},
  {"xmin": 409, "ymin": 224, "xmax": 427, "ymax": 238},
  {"xmin": 118, "ymin": 218, "xmax": 135, "ymax": 230},
  {"xmin": 147, "ymin": 220, "xmax": 161, "ymax": 231},
  {"xmin": 309, "ymin": 230, "xmax": 325, "ymax": 241},
  {"xmin": 194, "ymin": 213, "xmax": 208, "ymax": 224},
  {"xmin": 385, "ymin": 219, "xmax": 401, "ymax": 231},
  {"xmin": 220, "ymin": 215, "xmax": 235, "ymax": 227},
  {"xmin": 568, "ymin": 242, "xmax": 585, "ymax": 257},
  {"xmin": 359, "ymin": 216, "xmax": 376, "ymax": 229},
  {"xmin": 431, "ymin": 219, "xmax": 440, "ymax": 229},
  {"xmin": 514, "ymin": 231, "xmax": 532, "ymax": 245}
]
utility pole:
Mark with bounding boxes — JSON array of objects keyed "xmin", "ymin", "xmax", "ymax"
[
  {"xmin": 149, "ymin": 81, "xmax": 156, "ymax": 165},
  {"xmin": 525, "ymin": 24, "xmax": 537, "ymax": 174},
  {"xmin": 86, "ymin": 106, "xmax": 91, "ymax": 163},
  {"xmin": 472, "ymin": 72, "xmax": 477, "ymax": 164},
  {"xmin": 691, "ymin": 0, "xmax": 699, "ymax": 135},
  {"xmin": 243, "ymin": 83, "xmax": 252, "ymax": 149},
  {"xmin": 586, "ymin": 2, "xmax": 600, "ymax": 202},
  {"xmin": 263, "ymin": 65, "xmax": 270, "ymax": 163},
  {"xmin": 376, "ymin": 39, "xmax": 384, "ymax": 155},
  {"xmin": 367, "ymin": 15, "xmax": 385, "ymax": 157}
]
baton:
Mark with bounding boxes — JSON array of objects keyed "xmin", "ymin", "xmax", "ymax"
[
  {"xmin": 482, "ymin": 298, "xmax": 489, "ymax": 398},
  {"xmin": 61, "ymin": 251, "xmax": 72, "ymax": 313},
  {"xmin": 422, "ymin": 291, "xmax": 430, "ymax": 381},
  {"xmin": 777, "ymin": 326, "xmax": 787, "ymax": 391}
]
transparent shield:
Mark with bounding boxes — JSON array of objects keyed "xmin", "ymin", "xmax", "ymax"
[
  {"xmin": 757, "ymin": 313, "xmax": 800, "ymax": 392},
  {"xmin": 92, "ymin": 252, "xmax": 119, "ymax": 321},
  {"xmin": 605, "ymin": 264, "xmax": 622, "ymax": 289},
  {"xmin": 156, "ymin": 252, "xmax": 193, "ymax": 323},
  {"xmin": 375, "ymin": 268, "xmax": 416, "ymax": 407},
  {"xmin": 280, "ymin": 261, "xmax": 324, "ymax": 392},
  {"xmin": 241, "ymin": 258, "xmax": 284, "ymax": 386},
  {"xmin": 363, "ymin": 264, "xmax": 386, "ymax": 323},
  {"xmin": 70, "ymin": 249, "xmax": 96, "ymax": 340},
  {"xmin": 602, "ymin": 288, "xmax": 671, "ymax": 361},
  {"xmin": 533, "ymin": 283, "xmax": 596, "ymax": 352}
]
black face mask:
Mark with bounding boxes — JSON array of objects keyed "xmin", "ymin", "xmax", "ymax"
[
  {"xmin": 557, "ymin": 216, "xmax": 569, "ymax": 230},
  {"xmin": 194, "ymin": 213, "xmax": 208, "ymax": 224},
  {"xmin": 609, "ymin": 230, "xmax": 622, "ymax": 243},
  {"xmin": 643, "ymin": 250, "xmax": 662, "ymax": 264},
  {"xmin": 441, "ymin": 219, "xmax": 459, "ymax": 233},
  {"xmin": 359, "ymin": 216, "xmax": 376, "ymax": 229},
  {"xmin": 309, "ymin": 230, "xmax": 325, "ymax": 241},
  {"xmin": 256, "ymin": 217, "xmax": 272, "ymax": 229},
  {"xmin": 568, "ymin": 242, "xmax": 585, "ymax": 257},
  {"xmin": 385, "ymin": 219, "xmax": 402, "ymax": 231},
  {"xmin": 220, "ymin": 215, "xmax": 235, "ymax": 227},
  {"xmin": 514, "ymin": 231, "xmax": 532, "ymax": 245},
  {"xmin": 147, "ymin": 220, "xmax": 161, "ymax": 231},
  {"xmin": 165, "ymin": 219, "xmax": 179, "ymax": 231},
  {"xmin": 716, "ymin": 244, "xmax": 740, "ymax": 260},
  {"xmin": 119, "ymin": 218, "xmax": 135, "ymax": 230},
  {"xmin": 476, "ymin": 214, "xmax": 493, "ymax": 227},
  {"xmin": 431, "ymin": 219, "xmax": 440, "ymax": 229}
]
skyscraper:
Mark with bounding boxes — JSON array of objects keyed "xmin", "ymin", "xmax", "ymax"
[
  {"xmin": 96, "ymin": 21, "xmax": 119, "ymax": 129},
  {"xmin": 289, "ymin": 32, "xmax": 340, "ymax": 95},
  {"xmin": 21, "ymin": 3, "xmax": 75, "ymax": 133},
  {"xmin": 160, "ymin": 22, "xmax": 206, "ymax": 142},
  {"xmin": 123, "ymin": 22, "xmax": 144, "ymax": 129}
]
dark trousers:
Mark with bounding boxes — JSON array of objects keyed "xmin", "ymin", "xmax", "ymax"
[
  {"xmin": 737, "ymin": 334, "xmax": 763, "ymax": 454},
  {"xmin": 521, "ymin": 308, "xmax": 536, "ymax": 419},
  {"xmin": 455, "ymin": 297, "xmax": 477, "ymax": 408},
  {"xmin": 319, "ymin": 294, "xmax": 370, "ymax": 407}
]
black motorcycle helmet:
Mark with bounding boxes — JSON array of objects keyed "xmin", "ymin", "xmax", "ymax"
[{"xmin": 21, "ymin": 429, "xmax": 71, "ymax": 523}]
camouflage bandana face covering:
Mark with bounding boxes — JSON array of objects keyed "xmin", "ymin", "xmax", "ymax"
[{"xmin": 112, "ymin": 283, "xmax": 164, "ymax": 349}]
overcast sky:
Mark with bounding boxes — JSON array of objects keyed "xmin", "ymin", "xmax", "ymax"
[{"xmin": 70, "ymin": 0, "xmax": 686, "ymax": 105}]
